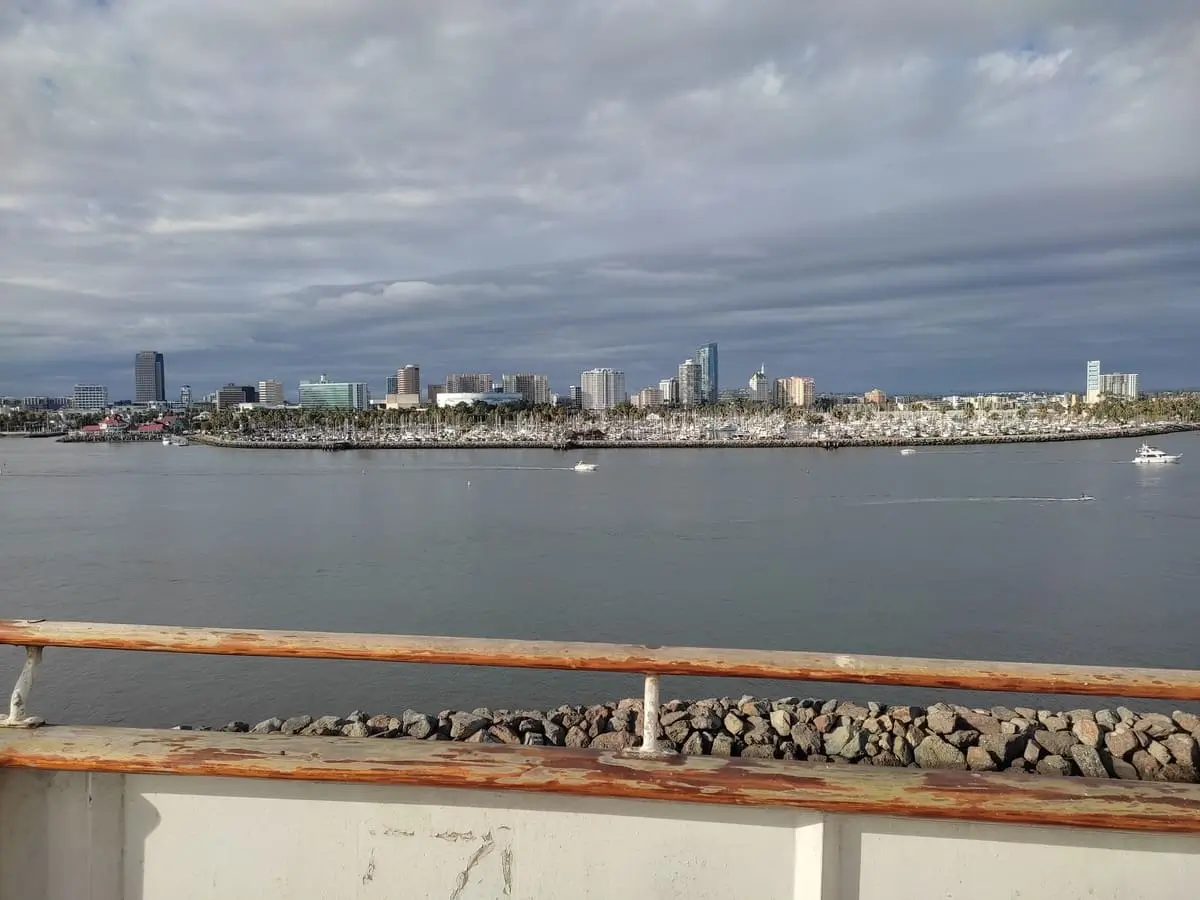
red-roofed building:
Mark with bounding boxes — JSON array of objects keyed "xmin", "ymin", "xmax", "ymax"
[
  {"xmin": 136, "ymin": 423, "xmax": 165, "ymax": 434},
  {"xmin": 99, "ymin": 416, "xmax": 127, "ymax": 432}
]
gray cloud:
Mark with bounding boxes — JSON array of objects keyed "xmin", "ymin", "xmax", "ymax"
[{"xmin": 1, "ymin": 1, "xmax": 1198, "ymax": 398}]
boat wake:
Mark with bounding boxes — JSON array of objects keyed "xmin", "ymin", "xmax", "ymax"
[{"xmin": 858, "ymin": 496, "xmax": 1095, "ymax": 506}]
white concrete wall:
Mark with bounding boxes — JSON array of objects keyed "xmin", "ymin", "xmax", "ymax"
[{"xmin": 4, "ymin": 769, "xmax": 1200, "ymax": 900}]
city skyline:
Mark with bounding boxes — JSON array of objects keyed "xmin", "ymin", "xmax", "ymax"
[{"xmin": 1, "ymin": 5, "xmax": 1198, "ymax": 396}]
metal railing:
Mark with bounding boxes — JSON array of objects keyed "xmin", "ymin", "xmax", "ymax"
[
  {"xmin": 3, "ymin": 618, "xmax": 1200, "ymax": 747},
  {"xmin": 4, "ymin": 619, "xmax": 1200, "ymax": 832}
]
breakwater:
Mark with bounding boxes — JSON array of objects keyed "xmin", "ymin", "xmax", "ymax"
[
  {"xmin": 187, "ymin": 423, "xmax": 1196, "ymax": 451},
  {"xmin": 181, "ymin": 696, "xmax": 1200, "ymax": 783}
]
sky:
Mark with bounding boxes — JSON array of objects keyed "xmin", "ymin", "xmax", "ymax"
[{"xmin": 1, "ymin": 1, "xmax": 1198, "ymax": 400}]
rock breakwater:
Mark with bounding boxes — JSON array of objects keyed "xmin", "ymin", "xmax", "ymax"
[{"xmin": 181, "ymin": 696, "xmax": 1200, "ymax": 783}]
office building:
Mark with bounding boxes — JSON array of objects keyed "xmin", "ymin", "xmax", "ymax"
[
  {"xmin": 1099, "ymin": 372, "xmax": 1139, "ymax": 401},
  {"xmin": 396, "ymin": 365, "xmax": 420, "ymax": 396},
  {"xmin": 695, "ymin": 342, "xmax": 718, "ymax": 403},
  {"xmin": 445, "ymin": 373, "xmax": 492, "ymax": 394},
  {"xmin": 501, "ymin": 373, "xmax": 551, "ymax": 405},
  {"xmin": 299, "ymin": 375, "xmax": 369, "ymax": 410},
  {"xmin": 579, "ymin": 368, "xmax": 626, "ymax": 410},
  {"xmin": 748, "ymin": 366, "xmax": 770, "ymax": 403},
  {"xmin": 426, "ymin": 384, "xmax": 444, "ymax": 406},
  {"xmin": 179, "ymin": 385, "xmax": 192, "ymax": 407},
  {"xmin": 134, "ymin": 351, "xmax": 166, "ymax": 404},
  {"xmin": 776, "ymin": 376, "xmax": 815, "ymax": 408},
  {"xmin": 21, "ymin": 397, "xmax": 69, "ymax": 410},
  {"xmin": 677, "ymin": 359, "xmax": 702, "ymax": 406},
  {"xmin": 215, "ymin": 384, "xmax": 258, "ymax": 410},
  {"xmin": 1085, "ymin": 360, "xmax": 1101, "ymax": 404},
  {"xmin": 386, "ymin": 374, "xmax": 399, "ymax": 395},
  {"xmin": 73, "ymin": 384, "xmax": 109, "ymax": 410},
  {"xmin": 258, "ymin": 380, "xmax": 285, "ymax": 406},
  {"xmin": 567, "ymin": 385, "xmax": 582, "ymax": 407}
]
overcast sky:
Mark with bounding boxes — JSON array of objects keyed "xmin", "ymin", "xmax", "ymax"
[{"xmin": 2, "ymin": 1, "xmax": 1198, "ymax": 400}]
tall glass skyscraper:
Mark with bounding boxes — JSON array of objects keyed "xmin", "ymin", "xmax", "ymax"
[
  {"xmin": 695, "ymin": 342, "xmax": 718, "ymax": 403},
  {"xmin": 134, "ymin": 351, "xmax": 165, "ymax": 403}
]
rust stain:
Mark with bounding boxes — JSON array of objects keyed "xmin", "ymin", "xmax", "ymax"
[
  {"xmin": 4, "ymin": 726, "xmax": 1199, "ymax": 834},
  {"xmin": 3, "ymin": 618, "xmax": 1200, "ymax": 700}
]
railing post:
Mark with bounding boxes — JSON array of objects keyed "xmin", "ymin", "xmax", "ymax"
[
  {"xmin": 0, "ymin": 646, "xmax": 45, "ymax": 728},
  {"xmin": 636, "ymin": 674, "xmax": 673, "ymax": 755}
]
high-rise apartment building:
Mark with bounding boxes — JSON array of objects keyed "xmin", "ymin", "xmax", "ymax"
[
  {"xmin": 299, "ymin": 375, "xmax": 369, "ymax": 410},
  {"xmin": 633, "ymin": 387, "xmax": 663, "ymax": 408},
  {"xmin": 1099, "ymin": 372, "xmax": 1139, "ymax": 401},
  {"xmin": 258, "ymin": 380, "xmax": 285, "ymax": 406},
  {"xmin": 579, "ymin": 368, "xmax": 626, "ymax": 410},
  {"xmin": 695, "ymin": 342, "xmax": 718, "ymax": 403},
  {"xmin": 776, "ymin": 376, "xmax": 815, "ymax": 408},
  {"xmin": 501, "ymin": 373, "xmax": 551, "ymax": 405},
  {"xmin": 134, "ymin": 351, "xmax": 165, "ymax": 404},
  {"xmin": 445, "ymin": 373, "xmax": 492, "ymax": 393},
  {"xmin": 386, "ymin": 374, "xmax": 399, "ymax": 395},
  {"xmin": 677, "ymin": 359, "xmax": 702, "ymax": 406},
  {"xmin": 659, "ymin": 378, "xmax": 679, "ymax": 405},
  {"xmin": 180, "ymin": 385, "xmax": 192, "ymax": 407},
  {"xmin": 748, "ymin": 366, "xmax": 770, "ymax": 403},
  {"xmin": 1085, "ymin": 360, "xmax": 1101, "ymax": 404},
  {"xmin": 73, "ymin": 384, "xmax": 109, "ymax": 410}
]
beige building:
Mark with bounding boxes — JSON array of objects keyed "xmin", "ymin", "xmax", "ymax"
[
  {"xmin": 775, "ymin": 376, "xmax": 815, "ymax": 407},
  {"xmin": 384, "ymin": 393, "xmax": 421, "ymax": 409},
  {"xmin": 633, "ymin": 387, "xmax": 664, "ymax": 408},
  {"xmin": 864, "ymin": 388, "xmax": 886, "ymax": 406}
]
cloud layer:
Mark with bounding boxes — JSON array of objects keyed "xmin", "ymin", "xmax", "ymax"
[{"xmin": 2, "ymin": 1, "xmax": 1198, "ymax": 398}]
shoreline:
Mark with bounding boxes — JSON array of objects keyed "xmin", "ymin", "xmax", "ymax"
[
  {"xmin": 180, "ymin": 696, "xmax": 1200, "ymax": 783},
  {"xmin": 180, "ymin": 423, "xmax": 1196, "ymax": 451}
]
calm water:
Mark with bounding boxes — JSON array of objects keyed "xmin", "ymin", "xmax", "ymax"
[{"xmin": 1, "ymin": 434, "xmax": 1198, "ymax": 726}]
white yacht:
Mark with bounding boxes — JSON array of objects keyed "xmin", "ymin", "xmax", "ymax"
[
  {"xmin": 899, "ymin": 448, "xmax": 917, "ymax": 456},
  {"xmin": 163, "ymin": 436, "xmax": 190, "ymax": 447},
  {"xmin": 1132, "ymin": 443, "xmax": 1181, "ymax": 464},
  {"xmin": 573, "ymin": 461, "xmax": 597, "ymax": 472}
]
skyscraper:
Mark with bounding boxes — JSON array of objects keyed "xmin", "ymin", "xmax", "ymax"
[
  {"xmin": 579, "ymin": 368, "xmax": 626, "ymax": 410},
  {"xmin": 397, "ymin": 365, "xmax": 421, "ymax": 396},
  {"xmin": 695, "ymin": 342, "xmax": 718, "ymax": 403},
  {"xmin": 678, "ymin": 359, "xmax": 702, "ymax": 406},
  {"xmin": 749, "ymin": 366, "xmax": 770, "ymax": 403},
  {"xmin": 134, "ymin": 351, "xmax": 165, "ymax": 404},
  {"xmin": 1085, "ymin": 360, "xmax": 1101, "ymax": 404}
]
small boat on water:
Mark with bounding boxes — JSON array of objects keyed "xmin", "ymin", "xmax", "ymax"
[
  {"xmin": 162, "ymin": 436, "xmax": 190, "ymax": 447},
  {"xmin": 573, "ymin": 461, "xmax": 597, "ymax": 472},
  {"xmin": 1132, "ymin": 443, "xmax": 1181, "ymax": 464},
  {"xmin": 899, "ymin": 448, "xmax": 917, "ymax": 456}
]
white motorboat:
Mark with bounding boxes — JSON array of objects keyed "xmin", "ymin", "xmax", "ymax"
[
  {"xmin": 899, "ymin": 448, "xmax": 917, "ymax": 456},
  {"xmin": 163, "ymin": 436, "xmax": 190, "ymax": 447},
  {"xmin": 1132, "ymin": 443, "xmax": 1181, "ymax": 464},
  {"xmin": 573, "ymin": 461, "xmax": 597, "ymax": 472},
  {"xmin": 162, "ymin": 436, "xmax": 172, "ymax": 446}
]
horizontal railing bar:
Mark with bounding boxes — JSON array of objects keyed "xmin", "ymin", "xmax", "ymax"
[
  {"xmin": 2, "ymin": 619, "xmax": 1200, "ymax": 700},
  {"xmin": 2, "ymin": 725, "xmax": 1199, "ymax": 833}
]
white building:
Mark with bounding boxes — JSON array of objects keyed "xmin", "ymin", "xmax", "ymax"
[
  {"xmin": 258, "ymin": 380, "xmax": 285, "ymax": 406},
  {"xmin": 1085, "ymin": 360, "xmax": 1101, "ymax": 404},
  {"xmin": 632, "ymin": 387, "xmax": 663, "ymax": 408},
  {"xmin": 72, "ymin": 384, "xmax": 109, "ymax": 411},
  {"xmin": 677, "ymin": 359, "xmax": 702, "ymax": 406},
  {"xmin": 580, "ymin": 368, "xmax": 626, "ymax": 410},
  {"xmin": 659, "ymin": 377, "xmax": 679, "ymax": 405},
  {"xmin": 749, "ymin": 366, "xmax": 771, "ymax": 403},
  {"xmin": 436, "ymin": 391, "xmax": 524, "ymax": 408}
]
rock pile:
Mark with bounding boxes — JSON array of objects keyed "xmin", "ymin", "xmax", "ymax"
[{"xmin": 182, "ymin": 697, "xmax": 1200, "ymax": 783}]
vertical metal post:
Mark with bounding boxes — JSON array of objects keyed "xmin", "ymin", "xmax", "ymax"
[
  {"xmin": 639, "ymin": 673, "xmax": 662, "ymax": 754},
  {"xmin": 0, "ymin": 646, "xmax": 45, "ymax": 728}
]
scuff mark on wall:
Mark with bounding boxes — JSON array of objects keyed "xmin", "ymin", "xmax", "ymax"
[{"xmin": 448, "ymin": 832, "xmax": 494, "ymax": 900}]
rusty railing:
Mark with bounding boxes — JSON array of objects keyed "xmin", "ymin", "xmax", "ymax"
[{"xmin": 2, "ymin": 618, "xmax": 1200, "ymax": 832}]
